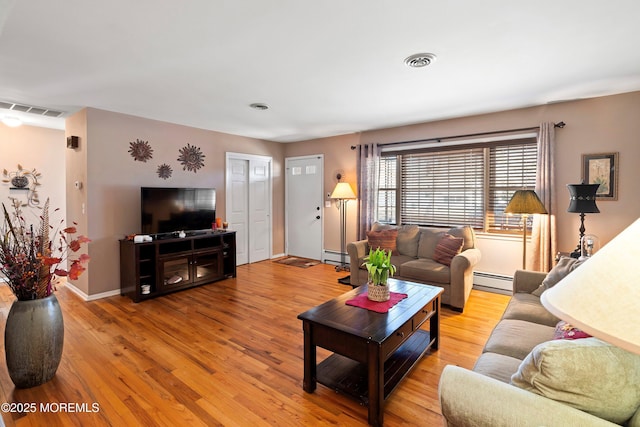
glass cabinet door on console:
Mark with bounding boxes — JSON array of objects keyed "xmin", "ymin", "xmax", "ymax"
[
  {"xmin": 193, "ymin": 250, "xmax": 223, "ymax": 284},
  {"xmin": 159, "ymin": 255, "xmax": 192, "ymax": 291}
]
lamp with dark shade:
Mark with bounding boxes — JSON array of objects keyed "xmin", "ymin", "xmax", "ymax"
[
  {"xmin": 504, "ymin": 189, "xmax": 548, "ymax": 269},
  {"xmin": 566, "ymin": 183, "xmax": 600, "ymax": 258}
]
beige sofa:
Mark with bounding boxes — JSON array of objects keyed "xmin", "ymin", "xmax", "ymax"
[
  {"xmin": 439, "ymin": 268, "xmax": 640, "ymax": 426},
  {"xmin": 346, "ymin": 223, "xmax": 481, "ymax": 312}
]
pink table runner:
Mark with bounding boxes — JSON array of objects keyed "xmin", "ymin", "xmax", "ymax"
[{"xmin": 345, "ymin": 291, "xmax": 408, "ymax": 313}]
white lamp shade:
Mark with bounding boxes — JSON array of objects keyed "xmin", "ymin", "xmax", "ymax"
[
  {"xmin": 330, "ymin": 182, "xmax": 356, "ymax": 200},
  {"xmin": 541, "ymin": 218, "xmax": 640, "ymax": 354}
]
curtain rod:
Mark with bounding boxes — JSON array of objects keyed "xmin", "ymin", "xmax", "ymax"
[{"xmin": 350, "ymin": 121, "xmax": 565, "ymax": 150}]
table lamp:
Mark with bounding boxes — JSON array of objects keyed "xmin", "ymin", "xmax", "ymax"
[
  {"xmin": 330, "ymin": 177, "xmax": 356, "ymax": 272},
  {"xmin": 566, "ymin": 183, "xmax": 600, "ymax": 258},
  {"xmin": 542, "ymin": 218, "xmax": 640, "ymax": 354},
  {"xmin": 504, "ymin": 189, "xmax": 548, "ymax": 269}
]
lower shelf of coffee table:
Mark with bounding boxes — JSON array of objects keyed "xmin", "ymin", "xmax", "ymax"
[{"xmin": 316, "ymin": 329, "xmax": 433, "ymax": 405}]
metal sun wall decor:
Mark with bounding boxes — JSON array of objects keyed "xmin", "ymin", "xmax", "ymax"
[
  {"xmin": 177, "ymin": 143, "xmax": 205, "ymax": 172},
  {"xmin": 157, "ymin": 163, "xmax": 173, "ymax": 180},
  {"xmin": 125, "ymin": 137, "xmax": 205, "ymax": 180},
  {"xmin": 128, "ymin": 139, "xmax": 153, "ymax": 162},
  {"xmin": 2, "ymin": 164, "xmax": 42, "ymax": 207}
]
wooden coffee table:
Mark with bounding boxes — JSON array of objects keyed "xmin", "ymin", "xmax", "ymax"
[{"xmin": 297, "ymin": 278, "xmax": 443, "ymax": 426}]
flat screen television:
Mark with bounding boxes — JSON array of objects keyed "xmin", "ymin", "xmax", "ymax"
[{"xmin": 141, "ymin": 187, "xmax": 216, "ymax": 235}]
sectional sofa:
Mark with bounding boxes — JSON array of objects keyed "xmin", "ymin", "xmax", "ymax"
[{"xmin": 439, "ymin": 265, "xmax": 640, "ymax": 426}]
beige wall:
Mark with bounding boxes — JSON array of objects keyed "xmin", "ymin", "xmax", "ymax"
[
  {"xmin": 9, "ymin": 91, "xmax": 639, "ymax": 297},
  {"xmin": 0, "ymin": 123, "xmax": 66, "ymax": 239},
  {"xmin": 66, "ymin": 108, "xmax": 285, "ymax": 297},
  {"xmin": 65, "ymin": 109, "xmax": 89, "ymax": 294},
  {"xmin": 285, "ymin": 91, "xmax": 640, "ymax": 275}
]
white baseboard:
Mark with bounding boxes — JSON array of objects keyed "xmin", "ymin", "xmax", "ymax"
[
  {"xmin": 473, "ymin": 271, "xmax": 513, "ymax": 292},
  {"xmin": 63, "ymin": 281, "xmax": 121, "ymax": 301}
]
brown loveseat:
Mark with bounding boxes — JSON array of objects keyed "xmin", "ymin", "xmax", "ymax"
[{"xmin": 347, "ymin": 223, "xmax": 481, "ymax": 312}]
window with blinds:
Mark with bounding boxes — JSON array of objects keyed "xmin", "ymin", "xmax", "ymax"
[
  {"xmin": 487, "ymin": 142, "xmax": 538, "ymax": 232},
  {"xmin": 377, "ymin": 156, "xmax": 397, "ymax": 223},
  {"xmin": 376, "ymin": 137, "xmax": 538, "ymax": 233},
  {"xmin": 400, "ymin": 149, "xmax": 484, "ymax": 228}
]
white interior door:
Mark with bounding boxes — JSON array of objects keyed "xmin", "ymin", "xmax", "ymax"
[
  {"xmin": 249, "ymin": 159, "xmax": 270, "ymax": 263},
  {"xmin": 285, "ymin": 155, "xmax": 323, "ymax": 260},
  {"xmin": 227, "ymin": 158, "xmax": 249, "ymax": 265},
  {"xmin": 226, "ymin": 153, "xmax": 272, "ymax": 265}
]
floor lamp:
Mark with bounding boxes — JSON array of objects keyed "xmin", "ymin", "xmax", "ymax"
[
  {"xmin": 505, "ymin": 189, "xmax": 548, "ymax": 269},
  {"xmin": 330, "ymin": 180, "xmax": 356, "ymax": 272}
]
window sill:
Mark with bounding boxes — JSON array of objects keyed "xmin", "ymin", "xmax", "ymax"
[{"xmin": 475, "ymin": 232, "xmax": 527, "ymax": 242}]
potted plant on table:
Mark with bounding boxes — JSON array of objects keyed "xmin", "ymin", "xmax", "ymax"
[
  {"xmin": 0, "ymin": 198, "xmax": 90, "ymax": 388},
  {"xmin": 363, "ymin": 247, "xmax": 396, "ymax": 302}
]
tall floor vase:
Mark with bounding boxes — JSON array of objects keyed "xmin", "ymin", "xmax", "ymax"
[{"xmin": 4, "ymin": 294, "xmax": 64, "ymax": 388}]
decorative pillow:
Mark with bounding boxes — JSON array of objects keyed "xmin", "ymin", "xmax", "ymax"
[
  {"xmin": 433, "ymin": 233, "xmax": 464, "ymax": 266},
  {"xmin": 396, "ymin": 225, "xmax": 420, "ymax": 257},
  {"xmin": 553, "ymin": 320, "xmax": 592, "ymax": 340},
  {"xmin": 510, "ymin": 338, "xmax": 640, "ymax": 424},
  {"xmin": 366, "ymin": 229, "xmax": 398, "ymax": 254},
  {"xmin": 447, "ymin": 226, "xmax": 475, "ymax": 251},
  {"xmin": 532, "ymin": 257, "xmax": 583, "ymax": 297}
]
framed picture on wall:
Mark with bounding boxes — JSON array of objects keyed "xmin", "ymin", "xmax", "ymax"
[{"xmin": 582, "ymin": 152, "xmax": 618, "ymax": 200}]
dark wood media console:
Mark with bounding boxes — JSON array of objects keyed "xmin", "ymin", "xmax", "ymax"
[{"xmin": 120, "ymin": 231, "xmax": 236, "ymax": 302}]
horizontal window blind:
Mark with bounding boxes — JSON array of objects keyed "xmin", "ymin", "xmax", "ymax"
[
  {"xmin": 400, "ymin": 148, "xmax": 484, "ymax": 228},
  {"xmin": 488, "ymin": 142, "xmax": 537, "ymax": 231},
  {"xmin": 376, "ymin": 136, "xmax": 538, "ymax": 232},
  {"xmin": 376, "ymin": 156, "xmax": 397, "ymax": 223}
]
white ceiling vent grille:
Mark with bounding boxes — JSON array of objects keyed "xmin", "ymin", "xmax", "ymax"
[{"xmin": 0, "ymin": 101, "xmax": 65, "ymax": 118}]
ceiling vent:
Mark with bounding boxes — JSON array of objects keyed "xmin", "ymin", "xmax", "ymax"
[
  {"xmin": 0, "ymin": 101, "xmax": 65, "ymax": 118},
  {"xmin": 404, "ymin": 53, "xmax": 437, "ymax": 68},
  {"xmin": 249, "ymin": 103, "xmax": 269, "ymax": 110}
]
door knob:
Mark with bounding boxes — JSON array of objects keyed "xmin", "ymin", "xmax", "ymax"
[{"xmin": 316, "ymin": 215, "xmax": 320, "ymax": 220}]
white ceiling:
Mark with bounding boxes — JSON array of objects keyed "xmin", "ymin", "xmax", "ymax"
[{"xmin": 1, "ymin": 0, "xmax": 640, "ymax": 142}]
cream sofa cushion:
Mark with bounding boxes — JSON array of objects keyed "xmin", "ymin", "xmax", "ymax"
[
  {"xmin": 417, "ymin": 229, "xmax": 444, "ymax": 259},
  {"xmin": 483, "ymin": 319, "xmax": 555, "ymax": 360},
  {"xmin": 501, "ymin": 293, "xmax": 560, "ymax": 327},
  {"xmin": 400, "ymin": 258, "xmax": 450, "ymax": 284},
  {"xmin": 511, "ymin": 337, "xmax": 640, "ymax": 424},
  {"xmin": 396, "ymin": 224, "xmax": 420, "ymax": 257}
]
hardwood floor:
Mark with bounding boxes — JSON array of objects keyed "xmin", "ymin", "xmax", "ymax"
[{"xmin": 0, "ymin": 261, "xmax": 510, "ymax": 427}]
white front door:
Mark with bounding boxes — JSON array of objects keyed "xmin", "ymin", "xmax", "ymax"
[
  {"xmin": 226, "ymin": 153, "xmax": 272, "ymax": 265},
  {"xmin": 285, "ymin": 155, "xmax": 323, "ymax": 260}
]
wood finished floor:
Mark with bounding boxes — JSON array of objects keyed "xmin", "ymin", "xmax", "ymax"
[{"xmin": 0, "ymin": 261, "xmax": 510, "ymax": 427}]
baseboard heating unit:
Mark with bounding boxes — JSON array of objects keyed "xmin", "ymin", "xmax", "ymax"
[
  {"xmin": 473, "ymin": 271, "xmax": 513, "ymax": 294},
  {"xmin": 322, "ymin": 249, "xmax": 349, "ymax": 267}
]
